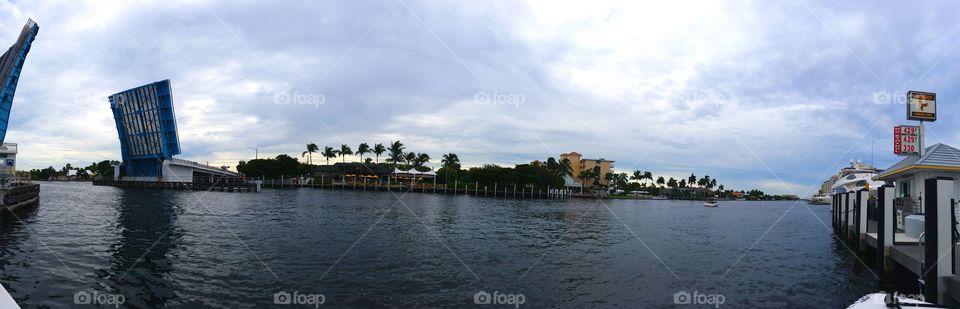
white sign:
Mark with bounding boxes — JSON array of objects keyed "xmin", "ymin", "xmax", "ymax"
[
  {"xmin": 907, "ymin": 91, "xmax": 936, "ymax": 121},
  {"xmin": 894, "ymin": 125, "xmax": 920, "ymax": 155}
]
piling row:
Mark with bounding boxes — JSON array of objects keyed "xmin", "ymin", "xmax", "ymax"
[
  {"xmin": 831, "ymin": 177, "xmax": 960, "ymax": 306},
  {"xmin": 260, "ymin": 178, "xmax": 573, "ymax": 199}
]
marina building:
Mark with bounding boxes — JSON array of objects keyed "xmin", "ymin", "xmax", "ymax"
[
  {"xmin": 312, "ymin": 163, "xmax": 435, "ymax": 185},
  {"xmin": 875, "ymin": 143, "xmax": 960, "ymax": 215}
]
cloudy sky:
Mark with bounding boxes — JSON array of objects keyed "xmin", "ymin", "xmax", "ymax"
[{"xmin": 1, "ymin": 0, "xmax": 959, "ymax": 194}]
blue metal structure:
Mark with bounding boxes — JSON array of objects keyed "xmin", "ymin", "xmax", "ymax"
[
  {"xmin": 0, "ymin": 19, "xmax": 39, "ymax": 144},
  {"xmin": 108, "ymin": 80, "xmax": 181, "ymax": 177}
]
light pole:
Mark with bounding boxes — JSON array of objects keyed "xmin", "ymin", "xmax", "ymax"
[{"xmin": 247, "ymin": 146, "xmax": 258, "ymax": 160}]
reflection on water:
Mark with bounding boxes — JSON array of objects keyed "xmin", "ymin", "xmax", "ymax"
[
  {"xmin": 0, "ymin": 181, "xmax": 876, "ymax": 307},
  {"xmin": 105, "ymin": 189, "xmax": 182, "ymax": 307}
]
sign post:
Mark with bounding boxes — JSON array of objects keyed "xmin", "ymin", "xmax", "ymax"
[{"xmin": 899, "ymin": 91, "xmax": 936, "ymax": 156}]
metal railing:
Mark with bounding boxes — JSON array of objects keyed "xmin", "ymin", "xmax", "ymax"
[{"xmin": 168, "ymin": 158, "xmax": 237, "ymax": 175}]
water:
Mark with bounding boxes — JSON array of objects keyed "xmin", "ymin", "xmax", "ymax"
[{"xmin": 0, "ymin": 181, "xmax": 877, "ymax": 307}]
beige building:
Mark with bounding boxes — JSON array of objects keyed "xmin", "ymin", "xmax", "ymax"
[{"xmin": 560, "ymin": 151, "xmax": 615, "ymax": 189}]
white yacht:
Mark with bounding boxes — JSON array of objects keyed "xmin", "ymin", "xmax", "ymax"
[
  {"xmin": 830, "ymin": 159, "xmax": 885, "ymax": 194},
  {"xmin": 808, "ymin": 194, "xmax": 831, "ymax": 205}
]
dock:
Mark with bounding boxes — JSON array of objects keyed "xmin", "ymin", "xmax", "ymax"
[{"xmin": 833, "ymin": 179, "xmax": 960, "ymax": 306}]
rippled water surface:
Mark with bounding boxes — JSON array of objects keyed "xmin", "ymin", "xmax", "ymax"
[{"xmin": 0, "ymin": 182, "xmax": 877, "ymax": 307}]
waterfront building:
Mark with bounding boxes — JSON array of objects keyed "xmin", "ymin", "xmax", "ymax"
[
  {"xmin": 559, "ymin": 151, "xmax": 615, "ymax": 190},
  {"xmin": 313, "ymin": 163, "xmax": 393, "ymax": 181},
  {"xmin": 312, "ymin": 163, "xmax": 435, "ymax": 185}
]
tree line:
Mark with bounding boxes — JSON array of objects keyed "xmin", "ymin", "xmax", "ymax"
[
  {"xmin": 29, "ymin": 160, "xmax": 115, "ymax": 180},
  {"xmin": 235, "ymin": 140, "xmax": 768, "ymax": 198}
]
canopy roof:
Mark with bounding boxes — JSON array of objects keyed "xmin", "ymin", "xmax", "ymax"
[
  {"xmin": 392, "ymin": 168, "xmax": 436, "ymax": 176},
  {"xmin": 876, "ymin": 143, "xmax": 960, "ymax": 180}
]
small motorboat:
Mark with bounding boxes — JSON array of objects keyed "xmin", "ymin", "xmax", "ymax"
[
  {"xmin": 847, "ymin": 292, "xmax": 945, "ymax": 308},
  {"xmin": 704, "ymin": 197, "xmax": 718, "ymax": 208}
]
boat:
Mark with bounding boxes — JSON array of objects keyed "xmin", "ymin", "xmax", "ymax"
[
  {"xmin": 847, "ymin": 292, "xmax": 945, "ymax": 308},
  {"xmin": 830, "ymin": 159, "xmax": 885, "ymax": 194},
  {"xmin": 808, "ymin": 194, "xmax": 831, "ymax": 205},
  {"xmin": 0, "ymin": 282, "xmax": 17, "ymax": 309},
  {"xmin": 704, "ymin": 196, "xmax": 718, "ymax": 207}
]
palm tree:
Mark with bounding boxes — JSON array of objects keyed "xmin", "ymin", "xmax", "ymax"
[
  {"xmin": 591, "ymin": 166, "xmax": 602, "ymax": 189},
  {"xmin": 657, "ymin": 176, "xmax": 665, "ymax": 188},
  {"xmin": 631, "ymin": 170, "xmax": 643, "ymax": 184},
  {"xmin": 667, "ymin": 177, "xmax": 677, "ymax": 188},
  {"xmin": 373, "ymin": 143, "xmax": 386, "ymax": 164},
  {"xmin": 608, "ymin": 172, "xmax": 627, "ymax": 192},
  {"xmin": 679, "ymin": 179, "xmax": 687, "ymax": 188},
  {"xmin": 339, "ymin": 144, "xmax": 353, "ymax": 163},
  {"xmin": 643, "ymin": 171, "xmax": 653, "ymax": 185},
  {"xmin": 546, "ymin": 157, "xmax": 558, "ymax": 169},
  {"xmin": 710, "ymin": 179, "xmax": 718, "ymax": 190},
  {"xmin": 302, "ymin": 143, "xmax": 318, "ymax": 165},
  {"xmin": 403, "ymin": 152, "xmax": 417, "ymax": 171},
  {"xmin": 413, "ymin": 153, "xmax": 430, "ymax": 171},
  {"xmin": 441, "ymin": 153, "xmax": 460, "ymax": 183},
  {"xmin": 577, "ymin": 169, "xmax": 594, "ymax": 193},
  {"xmin": 387, "ymin": 141, "xmax": 405, "ymax": 167},
  {"xmin": 688, "ymin": 173, "xmax": 696, "ymax": 187},
  {"xmin": 357, "ymin": 143, "xmax": 371, "ymax": 163},
  {"xmin": 558, "ymin": 158, "xmax": 573, "ymax": 180},
  {"xmin": 441, "ymin": 153, "xmax": 460, "ymax": 170},
  {"xmin": 322, "ymin": 146, "xmax": 337, "ymax": 165}
]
